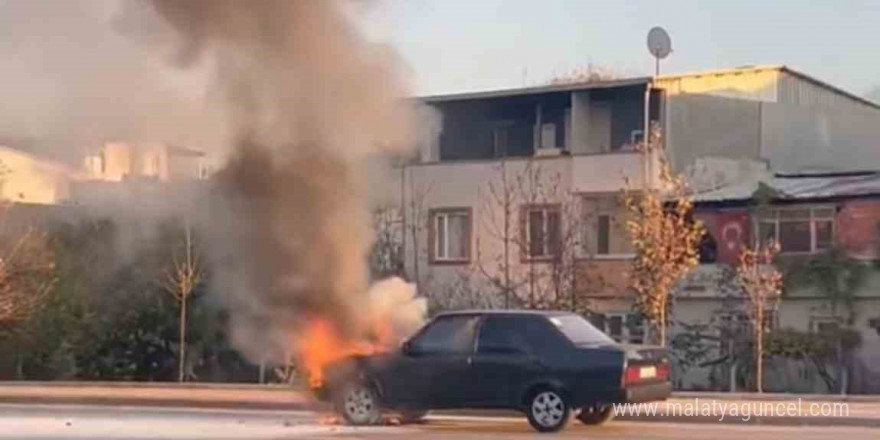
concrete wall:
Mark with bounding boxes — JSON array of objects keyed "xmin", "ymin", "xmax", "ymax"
[
  {"xmin": 669, "ymin": 265, "xmax": 880, "ymax": 393},
  {"xmin": 657, "ymin": 68, "xmax": 880, "ymax": 174},
  {"xmin": 760, "ymin": 102, "xmax": 880, "ymax": 173},
  {"xmin": 777, "ymin": 71, "xmax": 880, "ymax": 114},
  {"xmin": 402, "ymin": 157, "xmax": 570, "ymax": 299},
  {"xmin": 665, "ymin": 94, "xmax": 762, "ymax": 173},
  {"xmin": 571, "ymin": 152, "xmax": 649, "ymax": 193}
]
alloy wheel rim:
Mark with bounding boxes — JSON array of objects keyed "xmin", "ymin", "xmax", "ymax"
[
  {"xmin": 532, "ymin": 391, "xmax": 565, "ymax": 427},
  {"xmin": 344, "ymin": 387, "xmax": 375, "ymax": 422}
]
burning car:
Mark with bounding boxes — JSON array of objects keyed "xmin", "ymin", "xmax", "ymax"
[{"xmin": 312, "ymin": 310, "xmax": 671, "ymax": 433}]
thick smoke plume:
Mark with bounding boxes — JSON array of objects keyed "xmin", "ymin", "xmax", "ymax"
[
  {"xmin": 0, "ymin": 0, "xmax": 426, "ymax": 366},
  {"xmin": 137, "ymin": 0, "xmax": 426, "ymax": 363}
]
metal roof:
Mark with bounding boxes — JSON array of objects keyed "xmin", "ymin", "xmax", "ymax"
[
  {"xmin": 419, "ymin": 65, "xmax": 880, "ymax": 111},
  {"xmin": 419, "ymin": 77, "xmax": 650, "ymax": 103},
  {"xmin": 692, "ymin": 172, "xmax": 880, "ymax": 203}
]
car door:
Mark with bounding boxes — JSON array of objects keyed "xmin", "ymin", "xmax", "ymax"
[
  {"xmin": 382, "ymin": 315, "xmax": 479, "ymax": 408},
  {"xmin": 469, "ymin": 315, "xmax": 545, "ymax": 407}
]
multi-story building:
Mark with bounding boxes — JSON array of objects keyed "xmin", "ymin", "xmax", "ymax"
[
  {"xmin": 678, "ymin": 167, "xmax": 880, "ymax": 393},
  {"xmin": 0, "ymin": 145, "xmax": 81, "ymax": 205},
  {"xmin": 0, "ymin": 141, "xmax": 210, "ymax": 207},
  {"xmin": 82, "ymin": 142, "xmax": 209, "ymax": 183},
  {"xmin": 397, "ymin": 65, "xmax": 880, "ymax": 392}
]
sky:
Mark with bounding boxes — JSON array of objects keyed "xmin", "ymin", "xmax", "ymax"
[{"xmin": 366, "ymin": 0, "xmax": 880, "ymax": 99}]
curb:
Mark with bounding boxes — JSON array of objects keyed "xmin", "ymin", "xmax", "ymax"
[
  {"xmin": 0, "ymin": 395, "xmax": 329, "ymax": 412},
  {"xmin": 672, "ymin": 392, "xmax": 880, "ymax": 403},
  {"xmin": 615, "ymin": 414, "xmax": 880, "ymax": 428},
  {"xmin": 0, "ymin": 381, "xmax": 302, "ymax": 391}
]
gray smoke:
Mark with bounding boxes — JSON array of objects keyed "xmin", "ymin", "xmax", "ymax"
[
  {"xmin": 0, "ymin": 0, "xmax": 426, "ymax": 365},
  {"xmin": 135, "ymin": 0, "xmax": 425, "ymax": 362}
]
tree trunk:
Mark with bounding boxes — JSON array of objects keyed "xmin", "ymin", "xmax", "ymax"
[
  {"xmin": 658, "ymin": 304, "xmax": 666, "ymax": 346},
  {"xmin": 503, "ymin": 205, "xmax": 510, "ymax": 308},
  {"xmin": 178, "ymin": 295, "xmax": 187, "ymax": 383},
  {"xmin": 755, "ymin": 309, "xmax": 763, "ymax": 393}
]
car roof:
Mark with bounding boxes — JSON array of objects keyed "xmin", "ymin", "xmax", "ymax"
[{"xmin": 434, "ymin": 309, "xmax": 575, "ymax": 319}]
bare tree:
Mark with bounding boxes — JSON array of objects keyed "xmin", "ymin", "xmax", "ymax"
[
  {"xmin": 476, "ymin": 159, "xmax": 592, "ymax": 311},
  {"xmin": 162, "ymin": 220, "xmax": 202, "ymax": 382},
  {"xmin": 475, "ymin": 160, "xmax": 521, "ymax": 308},
  {"xmin": 623, "ymin": 128, "xmax": 704, "ymax": 345},
  {"xmin": 403, "ymin": 168, "xmax": 433, "ymax": 287},
  {"xmin": 426, "ymin": 270, "xmax": 502, "ymax": 312},
  {"xmin": 736, "ymin": 241, "xmax": 782, "ymax": 393},
  {"xmin": 369, "ymin": 205, "xmax": 404, "ymax": 280}
]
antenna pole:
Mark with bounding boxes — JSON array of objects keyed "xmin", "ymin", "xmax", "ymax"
[{"xmin": 655, "ymin": 56, "xmax": 660, "ymax": 77}]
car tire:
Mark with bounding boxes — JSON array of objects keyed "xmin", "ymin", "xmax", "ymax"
[
  {"xmin": 335, "ymin": 382, "xmax": 382, "ymax": 426},
  {"xmin": 398, "ymin": 410, "xmax": 429, "ymax": 424},
  {"xmin": 525, "ymin": 388, "xmax": 571, "ymax": 433},
  {"xmin": 576, "ymin": 405, "xmax": 615, "ymax": 426}
]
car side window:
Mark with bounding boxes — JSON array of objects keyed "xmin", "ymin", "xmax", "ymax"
[
  {"xmin": 410, "ymin": 315, "xmax": 479, "ymax": 354},
  {"xmin": 514, "ymin": 315, "xmax": 569, "ymax": 355},
  {"xmin": 477, "ymin": 316, "xmax": 531, "ymax": 355}
]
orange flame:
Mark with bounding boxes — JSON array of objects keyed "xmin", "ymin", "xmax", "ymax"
[{"xmin": 300, "ymin": 317, "xmax": 393, "ymax": 388}]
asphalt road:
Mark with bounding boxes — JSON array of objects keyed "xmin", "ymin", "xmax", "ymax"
[{"xmin": 2, "ymin": 403, "xmax": 879, "ymax": 440}]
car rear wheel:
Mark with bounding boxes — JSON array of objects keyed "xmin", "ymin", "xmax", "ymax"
[
  {"xmin": 526, "ymin": 388, "xmax": 571, "ymax": 433},
  {"xmin": 398, "ymin": 410, "xmax": 429, "ymax": 424},
  {"xmin": 336, "ymin": 383, "xmax": 382, "ymax": 426},
  {"xmin": 577, "ymin": 405, "xmax": 615, "ymax": 425}
]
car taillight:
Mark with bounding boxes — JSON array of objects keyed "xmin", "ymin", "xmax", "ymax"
[{"xmin": 623, "ymin": 365, "xmax": 641, "ymax": 385}]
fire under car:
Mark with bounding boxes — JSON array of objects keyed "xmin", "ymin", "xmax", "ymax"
[{"xmin": 314, "ymin": 310, "xmax": 671, "ymax": 433}]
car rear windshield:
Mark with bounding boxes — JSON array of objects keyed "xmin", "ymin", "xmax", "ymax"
[{"xmin": 548, "ymin": 315, "xmax": 616, "ymax": 346}]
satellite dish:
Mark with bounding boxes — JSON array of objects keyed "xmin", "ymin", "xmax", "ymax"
[{"xmin": 647, "ymin": 26, "xmax": 672, "ymax": 59}]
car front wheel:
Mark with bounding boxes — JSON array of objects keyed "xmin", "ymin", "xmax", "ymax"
[
  {"xmin": 526, "ymin": 388, "xmax": 571, "ymax": 433},
  {"xmin": 576, "ymin": 405, "xmax": 615, "ymax": 425},
  {"xmin": 336, "ymin": 383, "xmax": 382, "ymax": 426}
]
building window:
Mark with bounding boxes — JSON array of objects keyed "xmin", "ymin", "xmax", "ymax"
[
  {"xmin": 699, "ymin": 232, "xmax": 718, "ymax": 264},
  {"xmin": 523, "ymin": 205, "xmax": 561, "ymax": 259},
  {"xmin": 810, "ymin": 316, "xmax": 842, "ymax": 333},
  {"xmin": 429, "ymin": 208, "xmax": 472, "ymax": 264},
  {"xmin": 581, "ymin": 195, "xmax": 634, "ymax": 258},
  {"xmin": 593, "ymin": 313, "xmax": 645, "ymax": 344},
  {"xmin": 540, "ymin": 123, "xmax": 557, "ymax": 149},
  {"xmin": 757, "ymin": 206, "xmax": 835, "ymax": 254},
  {"xmin": 596, "ymin": 214, "xmax": 611, "ymax": 255}
]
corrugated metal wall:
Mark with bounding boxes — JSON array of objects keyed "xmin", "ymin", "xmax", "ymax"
[
  {"xmin": 654, "ymin": 69, "xmax": 779, "ymax": 102},
  {"xmin": 776, "ymin": 71, "xmax": 878, "ymax": 114}
]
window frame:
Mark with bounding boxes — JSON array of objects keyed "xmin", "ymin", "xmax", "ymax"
[
  {"xmin": 428, "ymin": 207, "xmax": 473, "ymax": 265},
  {"xmin": 521, "ymin": 203, "xmax": 562, "ymax": 262},
  {"xmin": 597, "ymin": 312, "xmax": 645, "ymax": 344},
  {"xmin": 408, "ymin": 315, "xmax": 480, "ymax": 355},
  {"xmin": 756, "ymin": 205, "xmax": 836, "ymax": 255},
  {"xmin": 475, "ymin": 315, "xmax": 533, "ymax": 355},
  {"xmin": 579, "ymin": 194, "xmax": 635, "ymax": 260}
]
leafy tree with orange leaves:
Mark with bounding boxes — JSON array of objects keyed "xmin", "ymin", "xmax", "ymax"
[
  {"xmin": 736, "ymin": 241, "xmax": 783, "ymax": 393},
  {"xmin": 623, "ymin": 127, "xmax": 704, "ymax": 346}
]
